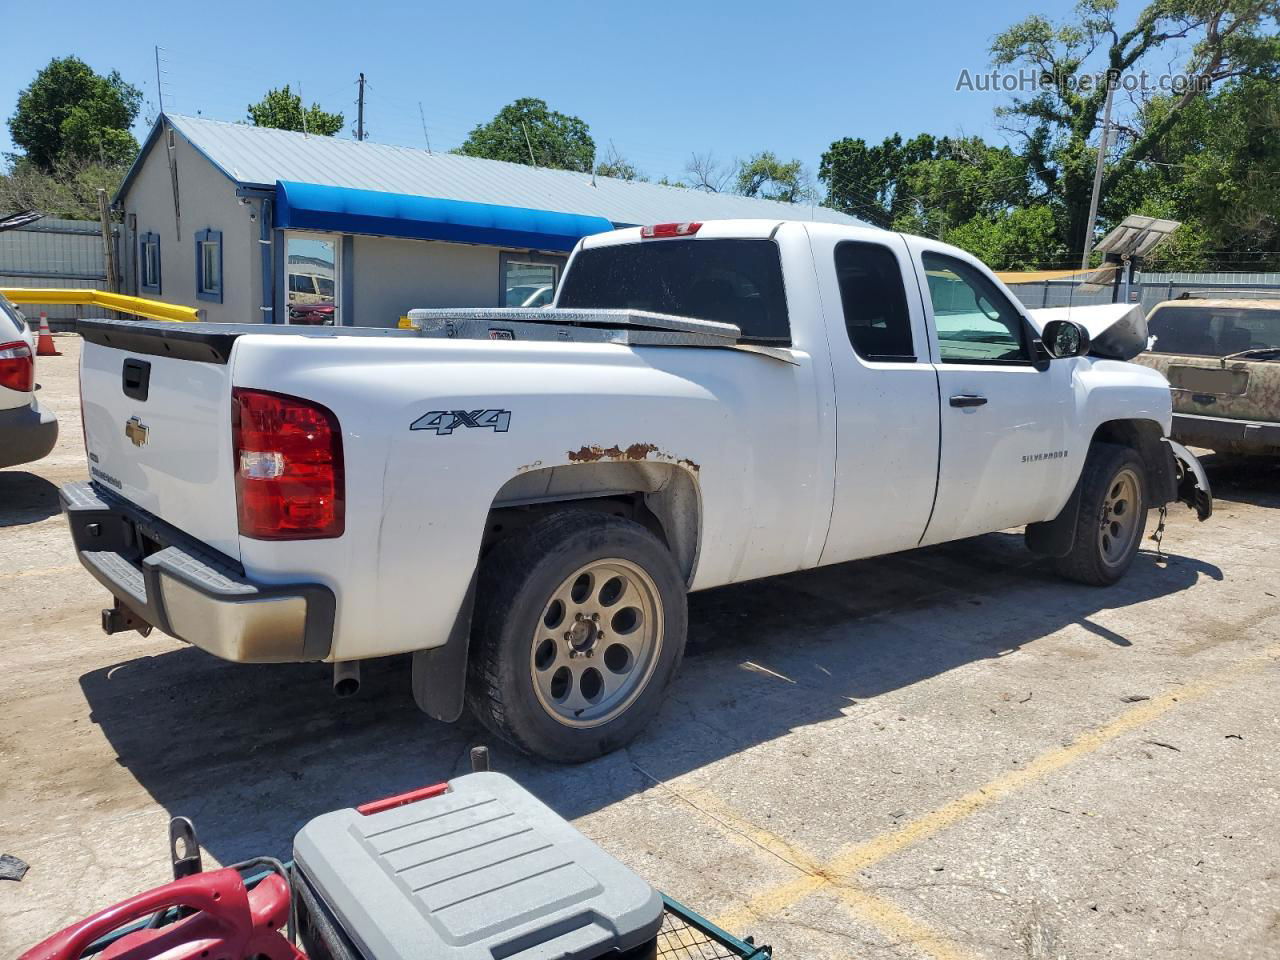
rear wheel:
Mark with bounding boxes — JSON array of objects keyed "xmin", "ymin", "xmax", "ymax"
[
  {"xmin": 467, "ymin": 510, "xmax": 687, "ymax": 763},
  {"xmin": 1055, "ymin": 443, "xmax": 1148, "ymax": 586}
]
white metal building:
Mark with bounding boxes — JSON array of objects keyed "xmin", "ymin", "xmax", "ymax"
[{"xmin": 114, "ymin": 114, "xmax": 864, "ymax": 326}]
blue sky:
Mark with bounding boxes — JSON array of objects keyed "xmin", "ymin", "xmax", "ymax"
[{"xmin": 2, "ymin": 0, "xmax": 1094, "ymax": 183}]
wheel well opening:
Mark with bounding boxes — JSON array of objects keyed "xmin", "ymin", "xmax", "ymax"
[
  {"xmin": 482, "ymin": 462, "xmax": 702, "ymax": 584},
  {"xmin": 1089, "ymin": 419, "xmax": 1174, "ymax": 504}
]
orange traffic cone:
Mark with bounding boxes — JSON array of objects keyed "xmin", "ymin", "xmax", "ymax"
[{"xmin": 35, "ymin": 312, "xmax": 60, "ymax": 357}]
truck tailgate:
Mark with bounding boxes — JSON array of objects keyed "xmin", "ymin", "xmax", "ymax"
[{"xmin": 80, "ymin": 337, "xmax": 240, "ymax": 560}]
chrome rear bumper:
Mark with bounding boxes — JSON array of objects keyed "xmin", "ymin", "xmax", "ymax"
[{"xmin": 60, "ymin": 481, "xmax": 334, "ymax": 662}]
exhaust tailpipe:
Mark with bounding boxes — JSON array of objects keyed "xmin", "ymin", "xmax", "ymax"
[{"xmin": 333, "ymin": 661, "xmax": 361, "ymax": 698}]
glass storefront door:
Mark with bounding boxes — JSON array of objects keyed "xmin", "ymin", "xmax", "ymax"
[{"xmin": 285, "ymin": 234, "xmax": 339, "ymax": 325}]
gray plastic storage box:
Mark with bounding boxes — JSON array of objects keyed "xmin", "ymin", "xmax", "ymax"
[{"xmin": 292, "ymin": 771, "xmax": 664, "ymax": 960}]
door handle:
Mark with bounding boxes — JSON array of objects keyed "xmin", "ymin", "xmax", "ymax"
[{"xmin": 949, "ymin": 394, "xmax": 988, "ymax": 408}]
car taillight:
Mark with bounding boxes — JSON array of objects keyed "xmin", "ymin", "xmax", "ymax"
[
  {"xmin": 640, "ymin": 221, "xmax": 701, "ymax": 238},
  {"xmin": 0, "ymin": 341, "xmax": 34, "ymax": 393},
  {"xmin": 232, "ymin": 387, "xmax": 344, "ymax": 540}
]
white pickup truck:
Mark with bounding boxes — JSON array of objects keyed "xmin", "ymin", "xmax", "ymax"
[{"xmin": 62, "ymin": 220, "xmax": 1211, "ymax": 761}]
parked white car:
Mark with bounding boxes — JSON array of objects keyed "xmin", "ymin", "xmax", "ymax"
[
  {"xmin": 0, "ymin": 294, "xmax": 58, "ymax": 469},
  {"xmin": 62, "ymin": 220, "xmax": 1211, "ymax": 761}
]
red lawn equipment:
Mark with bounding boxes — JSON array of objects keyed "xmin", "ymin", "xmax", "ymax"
[
  {"xmin": 17, "ymin": 748, "xmax": 772, "ymax": 960},
  {"xmin": 20, "ymin": 816, "xmax": 302, "ymax": 960}
]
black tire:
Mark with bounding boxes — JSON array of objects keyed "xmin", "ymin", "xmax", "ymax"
[
  {"xmin": 1055, "ymin": 443, "xmax": 1148, "ymax": 586},
  {"xmin": 466, "ymin": 510, "xmax": 687, "ymax": 763}
]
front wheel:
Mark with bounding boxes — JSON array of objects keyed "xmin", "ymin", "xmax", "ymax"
[
  {"xmin": 1055, "ymin": 443, "xmax": 1148, "ymax": 586},
  {"xmin": 467, "ymin": 510, "xmax": 687, "ymax": 763}
]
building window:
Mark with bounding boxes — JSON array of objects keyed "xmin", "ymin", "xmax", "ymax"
[
  {"xmin": 500, "ymin": 251, "xmax": 566, "ymax": 307},
  {"xmin": 195, "ymin": 228, "xmax": 223, "ymax": 303},
  {"xmin": 139, "ymin": 232, "xmax": 161, "ymax": 294}
]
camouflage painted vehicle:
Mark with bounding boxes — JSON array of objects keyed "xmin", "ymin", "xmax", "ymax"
[{"xmin": 1135, "ymin": 298, "xmax": 1280, "ymax": 455}]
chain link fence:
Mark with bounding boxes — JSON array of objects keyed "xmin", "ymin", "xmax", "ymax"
[{"xmin": 1009, "ymin": 271, "xmax": 1280, "ymax": 311}]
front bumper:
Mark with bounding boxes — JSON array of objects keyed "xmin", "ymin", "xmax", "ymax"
[
  {"xmin": 0, "ymin": 399, "xmax": 58, "ymax": 469},
  {"xmin": 60, "ymin": 481, "xmax": 334, "ymax": 662},
  {"xmin": 1172, "ymin": 412, "xmax": 1280, "ymax": 454}
]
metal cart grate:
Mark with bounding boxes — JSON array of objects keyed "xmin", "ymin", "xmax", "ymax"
[
  {"xmin": 80, "ymin": 861, "xmax": 775, "ymax": 960},
  {"xmin": 658, "ymin": 895, "xmax": 772, "ymax": 959}
]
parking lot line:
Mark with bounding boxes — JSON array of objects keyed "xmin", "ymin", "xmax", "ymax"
[
  {"xmin": 704, "ymin": 631, "xmax": 1280, "ymax": 953},
  {"xmin": 675, "ymin": 785, "xmax": 980, "ymax": 959}
]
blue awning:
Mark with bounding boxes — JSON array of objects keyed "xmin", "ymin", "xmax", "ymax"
[{"xmin": 273, "ymin": 181, "xmax": 613, "ymax": 252}]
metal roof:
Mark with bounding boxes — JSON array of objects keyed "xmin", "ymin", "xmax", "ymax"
[{"xmin": 118, "ymin": 114, "xmax": 867, "ymax": 229}]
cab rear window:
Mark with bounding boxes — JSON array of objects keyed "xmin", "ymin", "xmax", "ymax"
[
  {"xmin": 1148, "ymin": 304, "xmax": 1280, "ymax": 356},
  {"xmin": 556, "ymin": 238, "xmax": 791, "ymax": 343}
]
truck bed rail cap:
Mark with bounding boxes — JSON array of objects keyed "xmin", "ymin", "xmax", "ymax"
[{"xmin": 405, "ymin": 307, "xmax": 741, "ymax": 341}]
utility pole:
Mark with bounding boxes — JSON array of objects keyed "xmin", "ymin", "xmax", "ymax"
[
  {"xmin": 356, "ymin": 73, "xmax": 365, "ymax": 141},
  {"xmin": 96, "ymin": 188, "xmax": 119, "ymax": 293},
  {"xmin": 1081, "ymin": 72, "xmax": 1117, "ymax": 271},
  {"xmin": 299, "ymin": 80, "xmax": 309, "ymax": 137}
]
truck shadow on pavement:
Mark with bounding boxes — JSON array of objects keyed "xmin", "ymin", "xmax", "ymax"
[
  {"xmin": 0, "ymin": 471, "xmax": 62, "ymax": 527},
  {"xmin": 78, "ymin": 531, "xmax": 1222, "ymax": 867},
  {"xmin": 1196, "ymin": 453, "xmax": 1280, "ymax": 510}
]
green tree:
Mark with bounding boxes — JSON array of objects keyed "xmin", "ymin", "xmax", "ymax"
[
  {"xmin": 247, "ymin": 85, "xmax": 344, "ymax": 136},
  {"xmin": 8, "ymin": 56, "xmax": 141, "ymax": 171},
  {"xmin": 818, "ymin": 134, "xmax": 943, "ymax": 226},
  {"xmin": 736, "ymin": 151, "xmax": 815, "ymax": 203},
  {"xmin": 1108, "ymin": 77, "xmax": 1280, "ymax": 269},
  {"xmin": 991, "ymin": 0, "xmax": 1280, "ymax": 254},
  {"xmin": 820, "ymin": 135, "xmax": 1042, "ymax": 232},
  {"xmin": 0, "ymin": 157, "xmax": 126, "ymax": 219},
  {"xmin": 942, "ymin": 206, "xmax": 1066, "ymax": 270},
  {"xmin": 458, "ymin": 98, "xmax": 594, "ymax": 172}
]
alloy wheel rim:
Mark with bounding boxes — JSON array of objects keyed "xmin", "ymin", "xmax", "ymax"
[
  {"xmin": 529, "ymin": 558, "xmax": 663, "ymax": 728},
  {"xmin": 1098, "ymin": 467, "xmax": 1141, "ymax": 567}
]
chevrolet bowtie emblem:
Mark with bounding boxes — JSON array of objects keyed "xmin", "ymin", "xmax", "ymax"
[{"xmin": 125, "ymin": 416, "xmax": 149, "ymax": 447}]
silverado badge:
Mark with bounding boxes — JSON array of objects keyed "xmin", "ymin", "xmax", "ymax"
[{"xmin": 125, "ymin": 416, "xmax": 149, "ymax": 448}]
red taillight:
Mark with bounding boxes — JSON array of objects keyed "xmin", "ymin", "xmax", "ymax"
[
  {"xmin": 232, "ymin": 388, "xmax": 344, "ymax": 540},
  {"xmin": 640, "ymin": 221, "xmax": 701, "ymax": 238},
  {"xmin": 0, "ymin": 341, "xmax": 34, "ymax": 393}
]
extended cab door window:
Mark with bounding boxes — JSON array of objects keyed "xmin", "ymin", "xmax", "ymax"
[
  {"xmin": 923, "ymin": 253, "xmax": 1031, "ymax": 365},
  {"xmin": 835, "ymin": 241, "xmax": 916, "ymax": 362}
]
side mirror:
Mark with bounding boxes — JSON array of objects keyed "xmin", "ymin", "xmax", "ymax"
[{"xmin": 1041, "ymin": 319, "xmax": 1092, "ymax": 359}]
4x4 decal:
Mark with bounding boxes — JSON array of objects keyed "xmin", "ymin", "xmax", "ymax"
[{"xmin": 411, "ymin": 409, "xmax": 511, "ymax": 435}]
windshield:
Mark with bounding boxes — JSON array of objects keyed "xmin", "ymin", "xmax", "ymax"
[
  {"xmin": 556, "ymin": 238, "xmax": 791, "ymax": 343},
  {"xmin": 1148, "ymin": 303, "xmax": 1280, "ymax": 356}
]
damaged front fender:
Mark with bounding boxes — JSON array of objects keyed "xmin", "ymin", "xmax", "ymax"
[{"xmin": 1164, "ymin": 437, "xmax": 1213, "ymax": 521}]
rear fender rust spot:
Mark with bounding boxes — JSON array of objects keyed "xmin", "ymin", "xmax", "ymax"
[{"xmin": 565, "ymin": 443, "xmax": 697, "ymax": 471}]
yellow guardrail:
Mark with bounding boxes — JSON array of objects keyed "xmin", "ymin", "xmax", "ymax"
[{"xmin": 0, "ymin": 288, "xmax": 199, "ymax": 323}]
